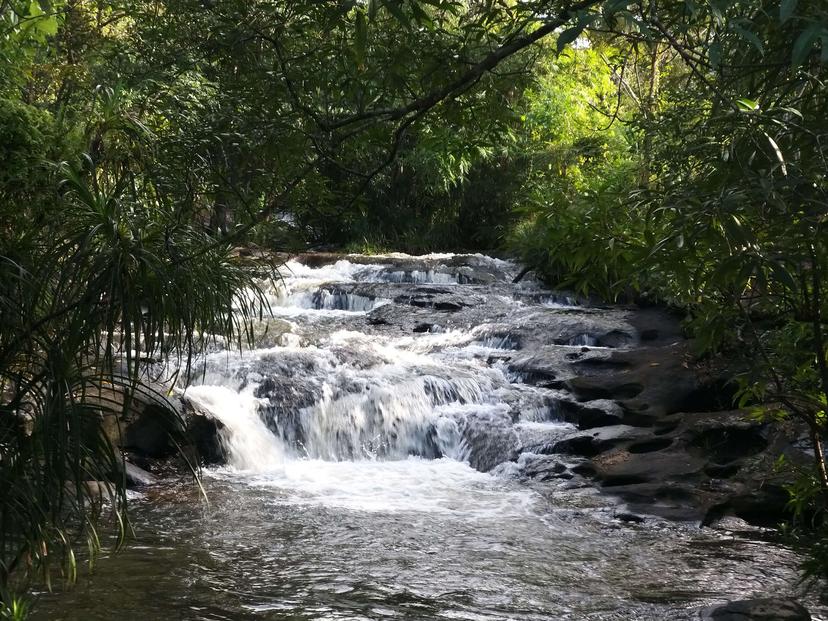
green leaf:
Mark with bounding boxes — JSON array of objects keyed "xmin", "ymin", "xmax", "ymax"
[
  {"xmin": 762, "ymin": 131, "xmax": 787, "ymax": 176},
  {"xmin": 722, "ymin": 214, "xmax": 750, "ymax": 247},
  {"xmin": 729, "ymin": 22, "xmax": 764, "ymax": 55},
  {"xmin": 769, "ymin": 261, "xmax": 797, "ymax": 292},
  {"xmin": 602, "ymin": 0, "xmax": 630, "ymax": 21},
  {"xmin": 38, "ymin": 15, "xmax": 58, "ymax": 35},
  {"xmin": 792, "ymin": 25, "xmax": 821, "ymax": 66},
  {"xmin": 778, "ymin": 106, "xmax": 803, "ymax": 119},
  {"xmin": 384, "ymin": 0, "xmax": 410, "ymax": 28},
  {"xmin": 26, "ymin": 0, "xmax": 43, "ymax": 18},
  {"xmin": 780, "ymin": 0, "xmax": 797, "ymax": 23},
  {"xmin": 556, "ymin": 25, "xmax": 584, "ymax": 54},
  {"xmin": 736, "ymin": 98, "xmax": 759, "ymax": 112},
  {"xmin": 410, "ymin": 2, "xmax": 434, "ymax": 28},
  {"xmin": 20, "ymin": 0, "xmax": 58, "ymax": 38}
]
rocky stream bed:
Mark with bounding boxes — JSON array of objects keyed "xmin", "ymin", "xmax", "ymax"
[{"xmin": 31, "ymin": 252, "xmax": 827, "ymax": 620}]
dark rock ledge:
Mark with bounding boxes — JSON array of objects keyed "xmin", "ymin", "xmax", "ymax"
[
  {"xmin": 699, "ymin": 598, "xmax": 811, "ymax": 620},
  {"xmin": 515, "ymin": 308, "xmax": 812, "ymax": 528}
]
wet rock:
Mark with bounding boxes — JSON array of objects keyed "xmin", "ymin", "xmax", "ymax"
[
  {"xmin": 255, "ymin": 374, "xmax": 319, "ymax": 415},
  {"xmin": 185, "ymin": 411, "xmax": 226, "ymax": 465},
  {"xmin": 552, "ymin": 434, "xmax": 605, "ymax": 457},
  {"xmin": 702, "ymin": 485, "xmax": 791, "ymax": 529},
  {"xmin": 705, "ymin": 463, "xmax": 741, "ymax": 478},
  {"xmin": 565, "ymin": 376, "xmax": 644, "ymax": 401},
  {"xmin": 614, "ymin": 511, "xmax": 645, "ymax": 523},
  {"xmin": 576, "ymin": 405, "xmax": 813, "ymax": 527},
  {"xmin": 676, "ymin": 377, "xmax": 740, "ymax": 413},
  {"xmin": 514, "ymin": 422, "xmax": 576, "ymax": 455},
  {"xmin": 689, "ymin": 426, "xmax": 768, "ymax": 464},
  {"xmin": 500, "ymin": 453, "xmax": 583, "ymax": 482},
  {"xmin": 121, "ymin": 461, "xmax": 158, "ymax": 488},
  {"xmin": 543, "ymin": 315, "xmax": 637, "ymax": 351},
  {"xmin": 519, "ymin": 455, "xmax": 570, "ymax": 481},
  {"xmin": 589, "ymin": 424, "xmax": 652, "ymax": 447},
  {"xmin": 569, "ymin": 342, "xmax": 701, "ymax": 421},
  {"xmin": 592, "ymin": 448, "xmax": 707, "ymax": 485},
  {"xmin": 595, "ymin": 329, "xmax": 635, "ymax": 348},
  {"xmin": 640, "ymin": 328, "xmax": 660, "ymax": 341},
  {"xmin": 365, "ymin": 298, "xmax": 467, "ymax": 333},
  {"xmin": 557, "ymin": 399, "xmax": 624, "ymax": 429},
  {"xmin": 93, "ymin": 382, "xmax": 183, "ymax": 458},
  {"xmin": 391, "ymin": 285, "xmax": 483, "ymax": 312},
  {"xmin": 699, "ymin": 598, "xmax": 810, "ymax": 620},
  {"xmin": 122, "ymin": 403, "xmax": 180, "ymax": 457},
  {"xmin": 459, "ymin": 411, "xmax": 520, "ymax": 472},
  {"xmin": 608, "ymin": 482, "xmax": 707, "ymax": 522},
  {"xmin": 703, "ymin": 515, "xmax": 761, "ymax": 532},
  {"xmin": 550, "ymin": 425, "xmax": 653, "ymax": 457}
]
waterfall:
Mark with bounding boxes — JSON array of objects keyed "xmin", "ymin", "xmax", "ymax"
[
  {"xmin": 183, "ymin": 253, "xmax": 583, "ymax": 475},
  {"xmin": 185, "ymin": 385, "xmax": 284, "ymax": 472}
]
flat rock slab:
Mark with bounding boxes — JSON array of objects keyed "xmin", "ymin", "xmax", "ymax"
[
  {"xmin": 593, "ymin": 447, "xmax": 707, "ymax": 483},
  {"xmin": 700, "ymin": 598, "xmax": 811, "ymax": 620}
]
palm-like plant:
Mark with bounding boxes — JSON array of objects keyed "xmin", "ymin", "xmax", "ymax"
[{"xmin": 0, "ymin": 92, "xmax": 267, "ymax": 610}]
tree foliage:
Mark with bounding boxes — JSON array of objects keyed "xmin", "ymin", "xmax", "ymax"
[{"xmin": 3, "ymin": 0, "xmax": 828, "ymax": 611}]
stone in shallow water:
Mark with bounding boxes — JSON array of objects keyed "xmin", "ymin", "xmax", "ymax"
[
  {"xmin": 121, "ymin": 461, "xmax": 158, "ymax": 488},
  {"xmin": 699, "ymin": 598, "xmax": 810, "ymax": 620},
  {"xmin": 459, "ymin": 410, "xmax": 520, "ymax": 472}
]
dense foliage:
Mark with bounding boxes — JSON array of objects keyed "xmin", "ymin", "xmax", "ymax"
[{"xmin": 2, "ymin": 0, "xmax": 828, "ymax": 612}]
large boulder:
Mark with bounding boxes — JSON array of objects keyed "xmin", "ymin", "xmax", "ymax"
[
  {"xmin": 93, "ymin": 383, "xmax": 184, "ymax": 458},
  {"xmin": 180, "ymin": 395, "xmax": 227, "ymax": 465}
]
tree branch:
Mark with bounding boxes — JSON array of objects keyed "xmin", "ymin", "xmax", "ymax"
[{"xmin": 319, "ymin": 0, "xmax": 603, "ymax": 132}]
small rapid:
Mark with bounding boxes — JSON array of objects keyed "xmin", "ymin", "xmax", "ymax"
[
  {"xmin": 31, "ymin": 253, "xmax": 825, "ymax": 621},
  {"xmin": 189, "ymin": 254, "xmax": 558, "ymax": 470},
  {"xmin": 185, "ymin": 385, "xmax": 284, "ymax": 472}
]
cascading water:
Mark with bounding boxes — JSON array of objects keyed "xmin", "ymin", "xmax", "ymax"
[
  {"xmin": 191, "ymin": 255, "xmax": 542, "ymax": 471},
  {"xmin": 184, "ymin": 385, "xmax": 284, "ymax": 472},
  {"xmin": 32, "ymin": 253, "xmax": 826, "ymax": 621}
]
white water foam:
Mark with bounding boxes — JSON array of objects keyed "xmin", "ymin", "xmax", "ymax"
[
  {"xmin": 263, "ymin": 256, "xmax": 523, "ymax": 315},
  {"xmin": 283, "ymin": 259, "xmax": 385, "ymax": 282},
  {"xmin": 219, "ymin": 457, "xmax": 538, "ymax": 518},
  {"xmin": 185, "ymin": 385, "xmax": 284, "ymax": 472},
  {"xmin": 380, "ymin": 269, "xmax": 460, "ymax": 284},
  {"xmin": 183, "ymin": 253, "xmax": 573, "ymax": 516}
]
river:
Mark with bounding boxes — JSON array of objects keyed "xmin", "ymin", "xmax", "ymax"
[{"xmin": 31, "ymin": 253, "xmax": 823, "ymax": 620}]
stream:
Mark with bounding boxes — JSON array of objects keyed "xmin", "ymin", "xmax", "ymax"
[{"xmin": 31, "ymin": 253, "xmax": 824, "ymax": 620}]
